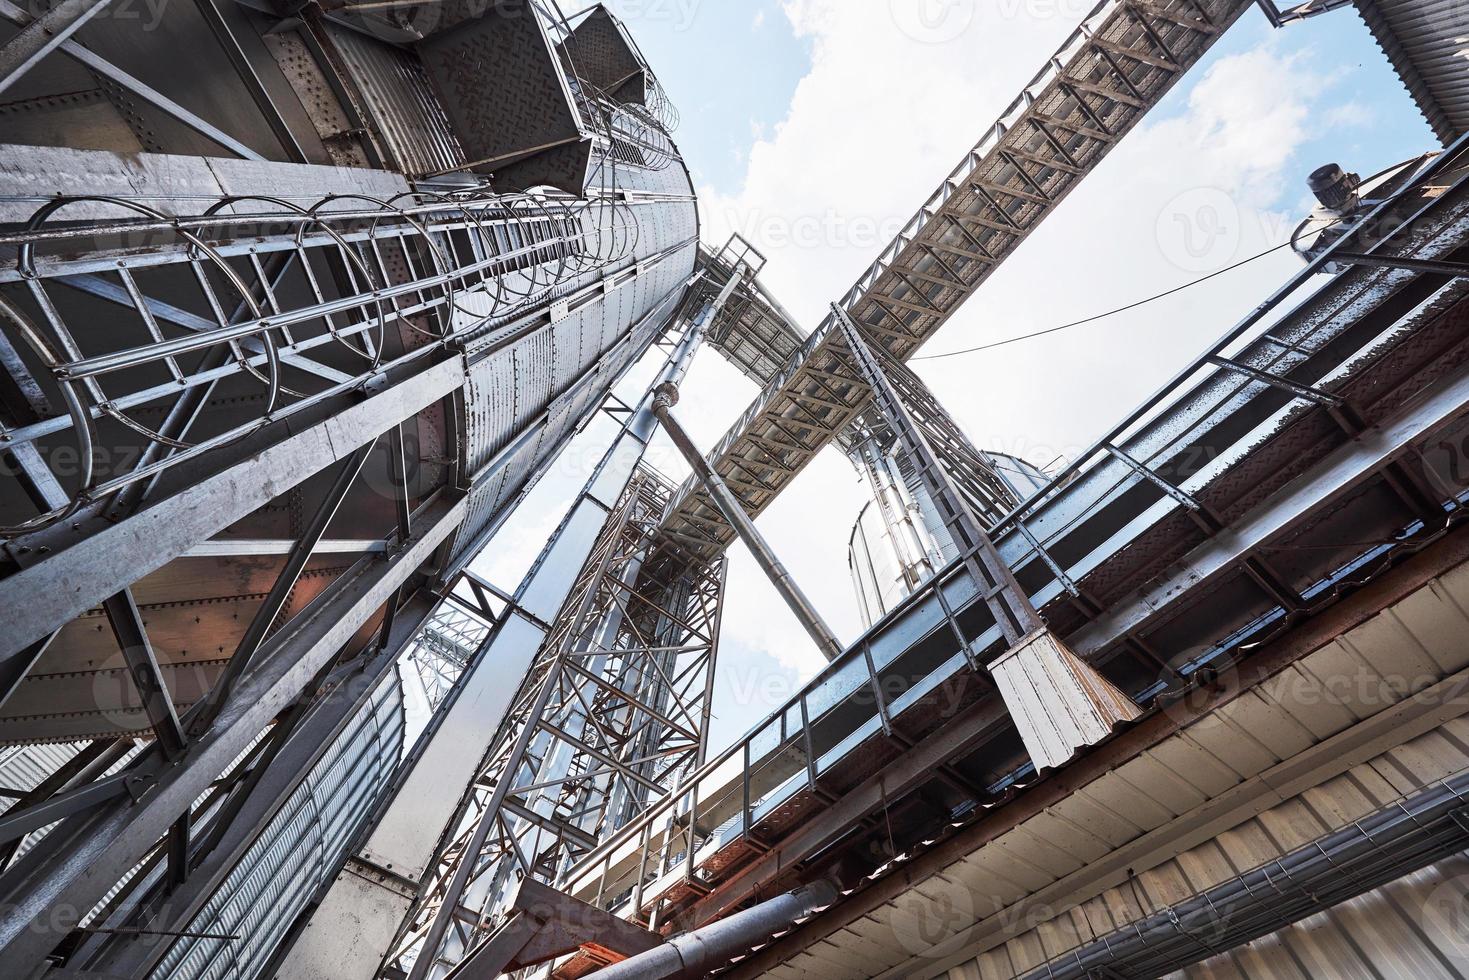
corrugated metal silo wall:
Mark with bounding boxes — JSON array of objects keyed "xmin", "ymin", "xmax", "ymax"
[
  {"xmin": 149, "ymin": 677, "xmax": 405, "ymax": 980},
  {"xmin": 448, "ymin": 147, "xmax": 699, "ymax": 565}
]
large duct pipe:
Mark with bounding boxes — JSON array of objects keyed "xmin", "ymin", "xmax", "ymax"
[
  {"xmin": 653, "ymin": 386, "xmax": 844, "ymax": 662},
  {"xmin": 592, "ymin": 879, "xmax": 840, "ymax": 980}
]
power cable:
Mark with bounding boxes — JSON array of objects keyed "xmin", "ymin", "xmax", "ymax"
[{"xmin": 912, "ymin": 239, "xmax": 1299, "ymax": 361}]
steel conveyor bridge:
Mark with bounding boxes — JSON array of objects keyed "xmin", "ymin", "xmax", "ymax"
[
  {"xmin": 553, "ymin": 135, "xmax": 1469, "ymax": 979},
  {"xmin": 657, "ymin": 0, "xmax": 1256, "ymax": 556}
]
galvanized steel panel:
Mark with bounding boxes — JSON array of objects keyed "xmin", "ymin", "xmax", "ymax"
[
  {"xmin": 1167, "ymin": 856, "xmax": 1469, "ymax": 979},
  {"xmin": 151, "ymin": 677, "xmax": 404, "ymax": 980},
  {"xmin": 322, "ymin": 24, "xmax": 465, "ymax": 177}
]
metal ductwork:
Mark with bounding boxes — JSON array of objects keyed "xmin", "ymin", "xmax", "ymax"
[{"xmin": 590, "ymin": 879, "xmax": 840, "ymax": 980}]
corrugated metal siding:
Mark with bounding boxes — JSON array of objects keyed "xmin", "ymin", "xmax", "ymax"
[
  {"xmin": 447, "ymin": 136, "xmax": 697, "ymax": 566},
  {"xmin": 988, "ymin": 633, "xmax": 1140, "ymax": 772},
  {"xmin": 321, "ymin": 24, "xmax": 465, "ymax": 177},
  {"xmin": 1167, "ymin": 855, "xmax": 1469, "ymax": 979},
  {"xmin": 763, "ymin": 557, "xmax": 1469, "ymax": 980},
  {"xmin": 0, "ymin": 743, "xmax": 79, "ymax": 816},
  {"xmin": 1355, "ymin": 0, "xmax": 1469, "ymax": 144},
  {"xmin": 0, "ymin": 742, "xmax": 147, "ymax": 871},
  {"xmin": 150, "ymin": 677, "xmax": 404, "ymax": 980},
  {"xmin": 946, "ymin": 717, "xmax": 1469, "ymax": 978}
]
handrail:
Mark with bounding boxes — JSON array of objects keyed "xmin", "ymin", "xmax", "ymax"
[
  {"xmin": 566, "ymin": 134, "xmax": 1469, "ymax": 893},
  {"xmin": 991, "ymin": 134, "xmax": 1469, "ymax": 536}
]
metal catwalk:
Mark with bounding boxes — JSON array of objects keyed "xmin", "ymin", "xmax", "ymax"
[{"xmin": 3, "ymin": 0, "xmax": 1469, "ymax": 979}]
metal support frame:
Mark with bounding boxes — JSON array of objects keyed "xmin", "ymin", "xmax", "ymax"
[
  {"xmin": 0, "ymin": 0, "xmax": 265, "ymax": 160},
  {"xmin": 546, "ymin": 144, "xmax": 1469, "ymax": 962},
  {"xmin": 654, "ymin": 385, "xmax": 844, "ymax": 662},
  {"xmin": 1253, "ymin": 0, "xmax": 1351, "ymax": 28},
  {"xmin": 441, "ymin": 878, "xmax": 661, "ymax": 980},
  {"xmin": 0, "ymin": 0, "xmax": 114, "ymax": 96},
  {"xmin": 391, "ymin": 472, "xmax": 725, "ymax": 980},
  {"xmin": 831, "ymin": 304, "xmax": 1041, "ymax": 646},
  {"xmin": 190, "ymin": 438, "xmax": 377, "ymax": 733},
  {"xmin": 658, "ymin": 0, "xmax": 1252, "ymax": 554},
  {"xmin": 0, "ymin": 491, "xmax": 468, "ymax": 973},
  {"xmin": 348, "ymin": 295, "xmax": 727, "ymax": 980},
  {"xmin": 75, "ymin": 591, "xmax": 443, "ymax": 978}
]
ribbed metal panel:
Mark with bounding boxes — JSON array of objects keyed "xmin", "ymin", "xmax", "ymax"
[
  {"xmin": 0, "ymin": 743, "xmax": 78, "ymax": 816},
  {"xmin": 1168, "ymin": 855, "xmax": 1469, "ymax": 979},
  {"xmin": 322, "ymin": 24, "xmax": 466, "ymax": 176},
  {"xmin": 512, "ymin": 327, "xmax": 558, "ymax": 426},
  {"xmin": 758, "ymin": 554, "xmax": 1469, "ymax": 980},
  {"xmin": 1355, "ymin": 0, "xmax": 1469, "ymax": 144},
  {"xmin": 149, "ymin": 677, "xmax": 405, "ymax": 980}
]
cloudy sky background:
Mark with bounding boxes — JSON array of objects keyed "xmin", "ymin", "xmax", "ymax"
[{"xmin": 474, "ymin": 0, "xmax": 1436, "ymax": 753}]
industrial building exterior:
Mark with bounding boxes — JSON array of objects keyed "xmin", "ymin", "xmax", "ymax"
[{"xmin": 0, "ymin": 0, "xmax": 1468, "ymax": 978}]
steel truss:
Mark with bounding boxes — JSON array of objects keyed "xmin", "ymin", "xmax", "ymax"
[
  {"xmin": 405, "ymin": 574, "xmax": 509, "ymax": 712},
  {"xmin": 0, "ymin": 168, "xmax": 694, "ymax": 976},
  {"xmin": 658, "ymin": 0, "xmax": 1254, "ymax": 555},
  {"xmin": 832, "ymin": 307, "xmax": 1039, "ymax": 646},
  {"xmin": 537, "ymin": 136, "xmax": 1469, "ymax": 980},
  {"xmin": 388, "ymin": 469, "xmax": 725, "ymax": 980}
]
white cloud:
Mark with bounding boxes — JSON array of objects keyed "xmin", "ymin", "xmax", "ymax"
[{"xmin": 684, "ymin": 5, "xmax": 1377, "ymax": 689}]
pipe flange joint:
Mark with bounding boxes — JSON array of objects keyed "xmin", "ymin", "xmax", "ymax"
[{"xmin": 654, "ymin": 381, "xmax": 681, "ymax": 410}]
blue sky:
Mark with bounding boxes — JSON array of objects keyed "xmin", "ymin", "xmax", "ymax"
[
  {"xmin": 610, "ymin": 0, "xmax": 812, "ymax": 195},
  {"xmin": 511, "ymin": 1, "xmax": 1439, "ymax": 754}
]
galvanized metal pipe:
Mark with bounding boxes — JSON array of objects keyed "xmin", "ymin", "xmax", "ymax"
[
  {"xmin": 590, "ymin": 879, "xmax": 839, "ymax": 980},
  {"xmin": 653, "ymin": 386, "xmax": 844, "ymax": 662}
]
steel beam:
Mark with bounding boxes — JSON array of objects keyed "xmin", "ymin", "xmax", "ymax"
[
  {"xmin": 0, "ymin": 771, "xmax": 148, "ymax": 847},
  {"xmin": 653, "ymin": 386, "xmax": 843, "ymax": 662},
  {"xmin": 191, "ymin": 439, "xmax": 378, "ymax": 733},
  {"xmin": 0, "ymin": 0, "xmax": 265, "ymax": 160},
  {"xmin": 102, "ymin": 591, "xmax": 187, "ymax": 760},
  {"xmin": 1069, "ymin": 364, "xmax": 1469, "ymax": 658},
  {"xmin": 446, "ymin": 879, "xmax": 661, "ymax": 980},
  {"xmin": 0, "ymin": 492, "xmax": 468, "ymax": 973},
  {"xmin": 832, "ymin": 305, "xmax": 1040, "ymax": 645},
  {"xmin": 82, "ymin": 591, "xmax": 443, "ymax": 978},
  {"xmin": 0, "ymin": 355, "xmax": 465, "ymax": 660},
  {"xmin": 0, "ymin": 0, "xmax": 113, "ymax": 96}
]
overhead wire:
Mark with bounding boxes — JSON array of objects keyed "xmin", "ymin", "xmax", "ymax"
[{"xmin": 912, "ymin": 238, "xmax": 1301, "ymax": 361}]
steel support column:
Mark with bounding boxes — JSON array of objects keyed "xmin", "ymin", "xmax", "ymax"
[
  {"xmin": 831, "ymin": 304, "xmax": 1040, "ymax": 645},
  {"xmin": 653, "ymin": 388, "xmax": 844, "ymax": 662},
  {"xmin": 0, "ymin": 491, "xmax": 468, "ymax": 974}
]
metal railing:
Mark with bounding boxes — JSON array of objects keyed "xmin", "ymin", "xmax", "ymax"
[
  {"xmin": 559, "ymin": 139, "xmax": 1469, "ymax": 927},
  {"xmin": 0, "ymin": 185, "xmax": 676, "ymax": 536}
]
